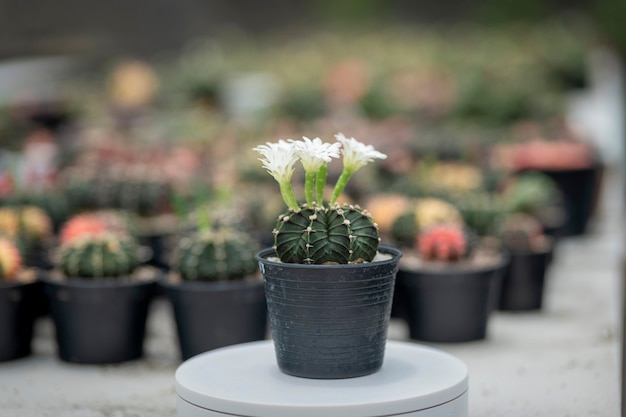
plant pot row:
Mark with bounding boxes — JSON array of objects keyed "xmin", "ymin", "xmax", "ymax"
[
  {"xmin": 0, "ymin": 274, "xmax": 267, "ymax": 364},
  {"xmin": 393, "ymin": 244, "xmax": 554, "ymax": 343}
]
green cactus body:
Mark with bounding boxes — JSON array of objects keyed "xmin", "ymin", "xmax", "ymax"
[
  {"xmin": 175, "ymin": 229, "xmax": 258, "ymax": 281},
  {"xmin": 59, "ymin": 234, "xmax": 140, "ymax": 278},
  {"xmin": 273, "ymin": 204, "xmax": 380, "ymax": 264},
  {"xmin": 453, "ymin": 192, "xmax": 508, "ymax": 237}
]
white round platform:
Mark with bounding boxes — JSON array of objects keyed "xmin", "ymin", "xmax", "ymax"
[{"xmin": 175, "ymin": 340, "xmax": 468, "ymax": 417}]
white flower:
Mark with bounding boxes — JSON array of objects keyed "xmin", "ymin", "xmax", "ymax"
[
  {"xmin": 335, "ymin": 133, "xmax": 387, "ymax": 172},
  {"xmin": 253, "ymin": 140, "xmax": 299, "ymax": 184},
  {"xmin": 289, "ymin": 136, "xmax": 341, "ymax": 173}
]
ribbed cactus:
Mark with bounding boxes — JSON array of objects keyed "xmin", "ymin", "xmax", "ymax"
[
  {"xmin": 418, "ymin": 225, "xmax": 468, "ymax": 262},
  {"xmin": 452, "ymin": 192, "xmax": 507, "ymax": 237},
  {"xmin": 273, "ymin": 204, "xmax": 380, "ymax": 264},
  {"xmin": 175, "ymin": 229, "xmax": 258, "ymax": 281},
  {"xmin": 0, "ymin": 236, "xmax": 22, "ymax": 281},
  {"xmin": 58, "ymin": 234, "xmax": 140, "ymax": 278}
]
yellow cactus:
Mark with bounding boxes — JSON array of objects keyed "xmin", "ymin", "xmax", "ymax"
[{"xmin": 414, "ymin": 197, "xmax": 464, "ymax": 230}]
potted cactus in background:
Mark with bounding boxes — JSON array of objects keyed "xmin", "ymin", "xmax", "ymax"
[
  {"xmin": 42, "ymin": 229, "xmax": 157, "ymax": 364},
  {"xmin": 160, "ymin": 218, "xmax": 267, "ymax": 361},
  {"xmin": 0, "ymin": 236, "xmax": 40, "ymax": 361},
  {"xmin": 394, "ymin": 215, "xmax": 509, "ymax": 343},
  {"xmin": 497, "ymin": 213, "xmax": 554, "ymax": 311},
  {"xmin": 254, "ymin": 133, "xmax": 402, "ymax": 379}
]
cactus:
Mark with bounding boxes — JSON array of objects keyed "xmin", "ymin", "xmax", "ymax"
[
  {"xmin": 60, "ymin": 211, "xmax": 134, "ymax": 245},
  {"xmin": 389, "ymin": 197, "xmax": 463, "ymax": 247},
  {"xmin": 273, "ymin": 204, "xmax": 380, "ymax": 265},
  {"xmin": 58, "ymin": 234, "xmax": 140, "ymax": 278},
  {"xmin": 0, "ymin": 208, "xmax": 20, "ymax": 238},
  {"xmin": 502, "ymin": 172, "xmax": 558, "ymax": 214},
  {"xmin": 0, "ymin": 237, "xmax": 22, "ymax": 281},
  {"xmin": 500, "ymin": 213, "xmax": 547, "ymax": 252},
  {"xmin": 174, "ymin": 229, "xmax": 259, "ymax": 281},
  {"xmin": 19, "ymin": 206, "xmax": 53, "ymax": 242},
  {"xmin": 418, "ymin": 225, "xmax": 467, "ymax": 262},
  {"xmin": 254, "ymin": 133, "xmax": 387, "ymax": 264},
  {"xmin": 414, "ymin": 198, "xmax": 464, "ymax": 231},
  {"xmin": 452, "ymin": 192, "xmax": 508, "ymax": 237}
]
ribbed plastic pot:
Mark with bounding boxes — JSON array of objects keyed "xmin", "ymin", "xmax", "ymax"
[
  {"xmin": 0, "ymin": 280, "xmax": 39, "ymax": 362},
  {"xmin": 256, "ymin": 245, "xmax": 402, "ymax": 379},
  {"xmin": 397, "ymin": 252, "xmax": 509, "ymax": 343},
  {"xmin": 160, "ymin": 278, "xmax": 267, "ymax": 361},
  {"xmin": 42, "ymin": 277, "xmax": 156, "ymax": 364},
  {"xmin": 499, "ymin": 247, "xmax": 552, "ymax": 311}
]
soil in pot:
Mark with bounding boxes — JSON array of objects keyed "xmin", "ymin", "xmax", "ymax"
[
  {"xmin": 397, "ymin": 244, "xmax": 509, "ymax": 343},
  {"xmin": 42, "ymin": 268, "xmax": 157, "ymax": 364},
  {"xmin": 256, "ymin": 245, "xmax": 402, "ymax": 379},
  {"xmin": 160, "ymin": 274, "xmax": 267, "ymax": 361}
]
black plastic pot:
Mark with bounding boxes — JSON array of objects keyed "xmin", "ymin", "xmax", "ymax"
[
  {"xmin": 43, "ymin": 277, "xmax": 156, "ymax": 364},
  {"xmin": 397, "ymin": 253, "xmax": 509, "ymax": 343},
  {"xmin": 160, "ymin": 278, "xmax": 267, "ymax": 361},
  {"xmin": 256, "ymin": 245, "xmax": 402, "ymax": 379},
  {"xmin": 0, "ymin": 280, "xmax": 39, "ymax": 362},
  {"xmin": 499, "ymin": 246, "xmax": 552, "ymax": 311},
  {"xmin": 524, "ymin": 164, "xmax": 602, "ymax": 237}
]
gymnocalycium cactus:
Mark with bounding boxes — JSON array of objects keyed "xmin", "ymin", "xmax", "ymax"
[
  {"xmin": 254, "ymin": 133, "xmax": 387, "ymax": 264},
  {"xmin": 175, "ymin": 228, "xmax": 259, "ymax": 281},
  {"xmin": 58, "ymin": 233, "xmax": 140, "ymax": 278}
]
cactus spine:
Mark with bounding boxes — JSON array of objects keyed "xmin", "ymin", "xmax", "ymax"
[
  {"xmin": 273, "ymin": 204, "xmax": 380, "ymax": 264},
  {"xmin": 175, "ymin": 229, "xmax": 258, "ymax": 281},
  {"xmin": 58, "ymin": 234, "xmax": 139, "ymax": 278}
]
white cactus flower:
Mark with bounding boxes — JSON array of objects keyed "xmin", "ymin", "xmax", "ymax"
[
  {"xmin": 335, "ymin": 132, "xmax": 387, "ymax": 172},
  {"xmin": 289, "ymin": 136, "xmax": 341, "ymax": 173},
  {"xmin": 253, "ymin": 140, "xmax": 299, "ymax": 184}
]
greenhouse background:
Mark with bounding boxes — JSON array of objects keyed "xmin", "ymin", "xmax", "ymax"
[{"xmin": 0, "ymin": 1, "xmax": 625, "ymax": 416}]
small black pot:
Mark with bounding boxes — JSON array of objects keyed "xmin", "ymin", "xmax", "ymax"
[
  {"xmin": 0, "ymin": 280, "xmax": 39, "ymax": 362},
  {"xmin": 499, "ymin": 246, "xmax": 553, "ymax": 311},
  {"xmin": 524, "ymin": 164, "xmax": 602, "ymax": 236},
  {"xmin": 256, "ymin": 245, "xmax": 402, "ymax": 379},
  {"xmin": 160, "ymin": 278, "xmax": 267, "ymax": 361},
  {"xmin": 397, "ymin": 253, "xmax": 509, "ymax": 343},
  {"xmin": 43, "ymin": 277, "xmax": 156, "ymax": 364}
]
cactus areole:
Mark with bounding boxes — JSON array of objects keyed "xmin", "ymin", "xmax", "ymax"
[{"xmin": 254, "ymin": 133, "xmax": 387, "ymax": 264}]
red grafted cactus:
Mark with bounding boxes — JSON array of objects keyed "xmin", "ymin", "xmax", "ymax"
[{"xmin": 418, "ymin": 225, "xmax": 467, "ymax": 261}]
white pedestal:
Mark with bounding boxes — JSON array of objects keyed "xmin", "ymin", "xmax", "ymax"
[{"xmin": 176, "ymin": 340, "xmax": 468, "ymax": 417}]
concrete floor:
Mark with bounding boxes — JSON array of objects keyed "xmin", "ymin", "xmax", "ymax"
[{"xmin": 0, "ymin": 166, "xmax": 622, "ymax": 417}]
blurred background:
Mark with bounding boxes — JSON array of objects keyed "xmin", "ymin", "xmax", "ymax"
[
  {"xmin": 0, "ymin": 0, "xmax": 623, "ymax": 256},
  {"xmin": 0, "ymin": 2, "xmax": 625, "ymax": 415}
]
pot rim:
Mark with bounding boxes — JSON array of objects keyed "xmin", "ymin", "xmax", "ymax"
[
  {"xmin": 158, "ymin": 274, "xmax": 264, "ymax": 291},
  {"xmin": 256, "ymin": 244, "xmax": 402, "ymax": 270},
  {"xmin": 399, "ymin": 248, "xmax": 511, "ymax": 276}
]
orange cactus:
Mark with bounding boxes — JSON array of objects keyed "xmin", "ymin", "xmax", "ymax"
[{"xmin": 0, "ymin": 237, "xmax": 22, "ymax": 281}]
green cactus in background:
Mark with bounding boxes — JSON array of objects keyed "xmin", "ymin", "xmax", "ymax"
[
  {"xmin": 452, "ymin": 191, "xmax": 508, "ymax": 237},
  {"xmin": 58, "ymin": 233, "xmax": 140, "ymax": 278},
  {"xmin": 174, "ymin": 228, "xmax": 259, "ymax": 281},
  {"xmin": 273, "ymin": 204, "xmax": 380, "ymax": 264},
  {"xmin": 503, "ymin": 172, "xmax": 559, "ymax": 214}
]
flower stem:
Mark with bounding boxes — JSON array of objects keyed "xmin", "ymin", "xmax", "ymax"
[
  {"xmin": 279, "ymin": 182, "xmax": 299, "ymax": 210},
  {"xmin": 315, "ymin": 165, "xmax": 328, "ymax": 205},
  {"xmin": 304, "ymin": 171, "xmax": 316, "ymax": 206},
  {"xmin": 329, "ymin": 168, "xmax": 353, "ymax": 205}
]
